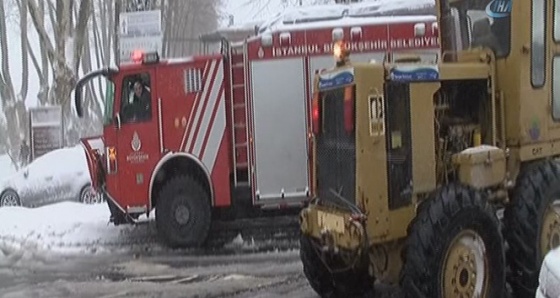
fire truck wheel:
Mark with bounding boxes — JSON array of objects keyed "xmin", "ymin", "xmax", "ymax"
[
  {"xmin": 503, "ymin": 160, "xmax": 560, "ymax": 297},
  {"xmin": 300, "ymin": 234, "xmax": 374, "ymax": 298},
  {"xmin": 156, "ymin": 175, "xmax": 211, "ymax": 248},
  {"xmin": 400, "ymin": 184, "xmax": 506, "ymax": 298}
]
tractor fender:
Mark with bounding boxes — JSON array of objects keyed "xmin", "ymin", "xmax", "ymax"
[{"xmin": 148, "ymin": 152, "xmax": 214, "ymax": 211}]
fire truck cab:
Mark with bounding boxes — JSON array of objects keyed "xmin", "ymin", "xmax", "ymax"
[{"xmin": 74, "ymin": 2, "xmax": 441, "ymax": 248}]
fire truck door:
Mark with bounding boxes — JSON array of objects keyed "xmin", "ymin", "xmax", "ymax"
[
  {"xmin": 114, "ymin": 70, "xmax": 159, "ymax": 213},
  {"xmin": 250, "ymin": 58, "xmax": 309, "ymax": 201}
]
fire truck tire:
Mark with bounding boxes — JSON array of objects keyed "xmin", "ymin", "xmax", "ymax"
[
  {"xmin": 156, "ymin": 175, "xmax": 211, "ymax": 248},
  {"xmin": 300, "ymin": 234, "xmax": 374, "ymax": 298},
  {"xmin": 503, "ymin": 160, "xmax": 560, "ymax": 298},
  {"xmin": 400, "ymin": 184, "xmax": 506, "ymax": 298}
]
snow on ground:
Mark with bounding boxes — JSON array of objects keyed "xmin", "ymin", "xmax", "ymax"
[{"xmin": 0, "ymin": 201, "xmax": 157, "ymax": 268}]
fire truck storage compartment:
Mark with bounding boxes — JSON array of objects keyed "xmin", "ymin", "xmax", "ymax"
[{"xmin": 250, "ymin": 57, "xmax": 309, "ymax": 201}]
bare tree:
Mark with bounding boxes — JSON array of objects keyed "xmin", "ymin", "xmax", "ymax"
[
  {"xmin": 26, "ymin": 0, "xmax": 50, "ymax": 106},
  {"xmin": 27, "ymin": 0, "xmax": 92, "ymax": 144},
  {"xmin": 160, "ymin": 0, "xmax": 222, "ymax": 58},
  {"xmin": 0, "ymin": 0, "xmax": 30, "ymax": 156}
]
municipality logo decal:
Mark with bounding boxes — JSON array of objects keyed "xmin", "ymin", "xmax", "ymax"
[
  {"xmin": 486, "ymin": 0, "xmax": 511, "ymax": 18},
  {"xmin": 131, "ymin": 131, "xmax": 141, "ymax": 152}
]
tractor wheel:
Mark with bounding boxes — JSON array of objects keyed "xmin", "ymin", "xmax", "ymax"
[
  {"xmin": 156, "ymin": 175, "xmax": 211, "ymax": 248},
  {"xmin": 299, "ymin": 234, "xmax": 374, "ymax": 298},
  {"xmin": 503, "ymin": 160, "xmax": 560, "ymax": 297},
  {"xmin": 400, "ymin": 184, "xmax": 505, "ymax": 298}
]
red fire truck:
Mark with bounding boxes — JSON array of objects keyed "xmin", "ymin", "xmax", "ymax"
[{"xmin": 74, "ymin": 4, "xmax": 440, "ymax": 248}]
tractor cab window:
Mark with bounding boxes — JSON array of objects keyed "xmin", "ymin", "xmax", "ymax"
[
  {"xmin": 120, "ymin": 73, "xmax": 152, "ymax": 124},
  {"xmin": 449, "ymin": 0, "xmax": 511, "ymax": 58}
]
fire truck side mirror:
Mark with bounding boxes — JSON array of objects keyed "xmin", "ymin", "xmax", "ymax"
[
  {"xmin": 75, "ymin": 81, "xmax": 84, "ymax": 118},
  {"xmin": 75, "ymin": 67, "xmax": 118, "ymax": 118}
]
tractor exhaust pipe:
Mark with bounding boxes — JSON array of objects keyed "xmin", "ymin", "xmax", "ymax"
[{"xmin": 436, "ymin": 0, "xmax": 458, "ymax": 61}]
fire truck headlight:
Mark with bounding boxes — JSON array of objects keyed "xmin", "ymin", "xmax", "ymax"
[
  {"xmin": 108, "ymin": 147, "xmax": 117, "ymax": 161},
  {"xmin": 106, "ymin": 146, "xmax": 118, "ymax": 174}
]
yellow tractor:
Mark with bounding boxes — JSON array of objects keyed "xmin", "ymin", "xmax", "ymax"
[{"xmin": 299, "ymin": 0, "xmax": 560, "ymax": 297}]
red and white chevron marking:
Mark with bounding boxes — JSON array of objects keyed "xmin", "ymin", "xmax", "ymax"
[{"xmin": 179, "ymin": 58, "xmax": 226, "ymax": 173}]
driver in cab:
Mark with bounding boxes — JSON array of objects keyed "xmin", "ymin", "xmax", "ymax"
[{"xmin": 124, "ymin": 80, "xmax": 151, "ymax": 122}]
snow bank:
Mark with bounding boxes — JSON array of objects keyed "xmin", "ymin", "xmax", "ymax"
[{"xmin": 0, "ymin": 202, "xmax": 157, "ymax": 268}]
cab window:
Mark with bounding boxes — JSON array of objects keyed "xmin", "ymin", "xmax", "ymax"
[
  {"xmin": 103, "ymin": 80, "xmax": 115, "ymax": 126},
  {"xmin": 555, "ymin": 0, "xmax": 560, "ymax": 41},
  {"xmin": 120, "ymin": 73, "xmax": 152, "ymax": 124},
  {"xmin": 531, "ymin": 0, "xmax": 546, "ymax": 88},
  {"xmin": 448, "ymin": 0, "xmax": 511, "ymax": 58},
  {"xmin": 553, "ymin": 1, "xmax": 560, "ymax": 120}
]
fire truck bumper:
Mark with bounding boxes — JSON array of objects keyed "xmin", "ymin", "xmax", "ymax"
[{"xmin": 300, "ymin": 202, "xmax": 365, "ymax": 251}]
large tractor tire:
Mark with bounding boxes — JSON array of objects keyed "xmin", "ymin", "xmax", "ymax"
[
  {"xmin": 156, "ymin": 175, "xmax": 211, "ymax": 248},
  {"xmin": 503, "ymin": 160, "xmax": 560, "ymax": 297},
  {"xmin": 300, "ymin": 233, "xmax": 374, "ymax": 298},
  {"xmin": 400, "ymin": 184, "xmax": 506, "ymax": 298}
]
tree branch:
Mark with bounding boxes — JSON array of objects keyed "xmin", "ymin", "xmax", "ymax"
[
  {"xmin": 72, "ymin": 0, "xmax": 91, "ymax": 73},
  {"xmin": 19, "ymin": 0, "xmax": 29, "ymax": 100},
  {"xmin": 0, "ymin": 0, "xmax": 15, "ymax": 101},
  {"xmin": 26, "ymin": 36, "xmax": 43, "ymax": 81}
]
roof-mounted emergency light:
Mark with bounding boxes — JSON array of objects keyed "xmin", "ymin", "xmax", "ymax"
[
  {"xmin": 432, "ymin": 22, "xmax": 439, "ymax": 35},
  {"xmin": 414, "ymin": 23, "xmax": 426, "ymax": 37},
  {"xmin": 332, "ymin": 28, "xmax": 344, "ymax": 42},
  {"xmin": 279, "ymin": 32, "xmax": 291, "ymax": 46},
  {"xmin": 261, "ymin": 33, "xmax": 273, "ymax": 47},
  {"xmin": 131, "ymin": 50, "xmax": 160, "ymax": 64},
  {"xmin": 350, "ymin": 27, "xmax": 362, "ymax": 41}
]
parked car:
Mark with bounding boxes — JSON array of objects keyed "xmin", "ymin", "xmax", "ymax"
[
  {"xmin": 537, "ymin": 246, "xmax": 560, "ymax": 298},
  {"xmin": 0, "ymin": 153, "xmax": 17, "ymax": 182},
  {"xmin": 0, "ymin": 145, "xmax": 102, "ymax": 208}
]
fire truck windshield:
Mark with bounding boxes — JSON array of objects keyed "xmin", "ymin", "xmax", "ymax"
[
  {"xmin": 103, "ymin": 80, "xmax": 115, "ymax": 126},
  {"xmin": 447, "ymin": 0, "xmax": 511, "ymax": 58}
]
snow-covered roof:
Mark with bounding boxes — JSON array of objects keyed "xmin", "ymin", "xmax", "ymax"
[
  {"xmin": 201, "ymin": 19, "xmax": 267, "ymax": 43},
  {"xmin": 257, "ymin": 0, "xmax": 436, "ymax": 34}
]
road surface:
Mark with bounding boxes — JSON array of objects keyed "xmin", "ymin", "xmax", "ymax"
[{"xmin": 0, "ymin": 243, "xmax": 403, "ymax": 298}]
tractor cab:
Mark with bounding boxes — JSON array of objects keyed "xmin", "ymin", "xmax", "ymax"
[{"xmin": 299, "ymin": 0, "xmax": 560, "ymax": 297}]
